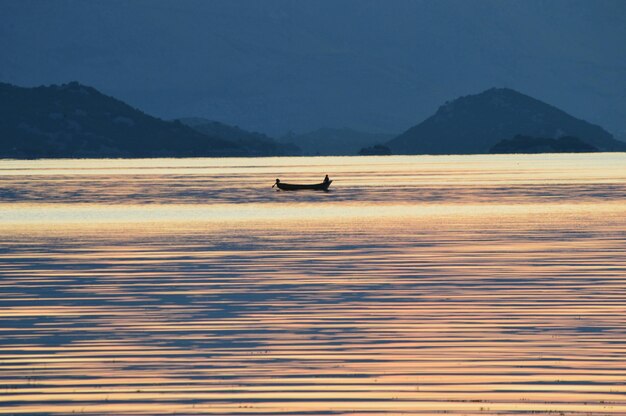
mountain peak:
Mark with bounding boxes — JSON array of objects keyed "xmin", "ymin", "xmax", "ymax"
[
  {"xmin": 481, "ymin": 87, "xmax": 519, "ymax": 95},
  {"xmin": 389, "ymin": 88, "xmax": 625, "ymax": 155},
  {"xmin": 0, "ymin": 81, "xmax": 242, "ymax": 158}
]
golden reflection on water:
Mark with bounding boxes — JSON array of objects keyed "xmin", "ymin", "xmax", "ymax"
[{"xmin": 1, "ymin": 155, "xmax": 626, "ymax": 415}]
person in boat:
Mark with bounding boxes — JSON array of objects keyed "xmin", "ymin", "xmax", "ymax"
[{"xmin": 273, "ymin": 176, "xmax": 330, "ymax": 190}]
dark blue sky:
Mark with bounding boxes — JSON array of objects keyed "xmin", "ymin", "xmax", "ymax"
[{"xmin": 2, "ymin": 0, "xmax": 625, "ymax": 137}]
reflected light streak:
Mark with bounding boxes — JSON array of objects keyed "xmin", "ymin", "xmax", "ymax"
[{"xmin": 1, "ymin": 155, "xmax": 626, "ymax": 415}]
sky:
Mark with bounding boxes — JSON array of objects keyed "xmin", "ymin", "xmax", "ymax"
[{"xmin": 1, "ymin": 0, "xmax": 625, "ymax": 137}]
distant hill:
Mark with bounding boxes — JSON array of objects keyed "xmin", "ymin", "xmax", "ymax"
[
  {"xmin": 490, "ymin": 135, "xmax": 598, "ymax": 154},
  {"xmin": 178, "ymin": 118, "xmax": 299, "ymax": 156},
  {"xmin": 0, "ymin": 82, "xmax": 247, "ymax": 158},
  {"xmin": 388, "ymin": 88, "xmax": 626, "ymax": 155},
  {"xmin": 281, "ymin": 128, "xmax": 395, "ymax": 156},
  {"xmin": 359, "ymin": 144, "xmax": 392, "ymax": 156}
]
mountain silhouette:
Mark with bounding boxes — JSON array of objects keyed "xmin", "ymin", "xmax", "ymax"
[
  {"xmin": 178, "ymin": 118, "xmax": 299, "ymax": 157},
  {"xmin": 0, "ymin": 82, "xmax": 244, "ymax": 158},
  {"xmin": 359, "ymin": 144, "xmax": 392, "ymax": 156},
  {"xmin": 388, "ymin": 88, "xmax": 626, "ymax": 155},
  {"xmin": 281, "ymin": 128, "xmax": 395, "ymax": 156}
]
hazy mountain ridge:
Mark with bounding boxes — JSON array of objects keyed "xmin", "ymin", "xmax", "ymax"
[
  {"xmin": 359, "ymin": 144, "xmax": 392, "ymax": 156},
  {"xmin": 388, "ymin": 88, "xmax": 626, "ymax": 155},
  {"xmin": 281, "ymin": 128, "xmax": 395, "ymax": 156},
  {"xmin": 178, "ymin": 117, "xmax": 299, "ymax": 156},
  {"xmin": 2, "ymin": 82, "xmax": 624, "ymax": 159}
]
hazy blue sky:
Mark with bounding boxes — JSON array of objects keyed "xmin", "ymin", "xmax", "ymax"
[{"xmin": 1, "ymin": 0, "xmax": 625, "ymax": 137}]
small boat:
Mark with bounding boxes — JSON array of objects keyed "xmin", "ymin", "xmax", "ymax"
[{"xmin": 273, "ymin": 178, "xmax": 332, "ymax": 191}]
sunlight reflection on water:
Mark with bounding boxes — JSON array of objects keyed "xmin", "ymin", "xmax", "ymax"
[{"xmin": 1, "ymin": 154, "xmax": 626, "ymax": 415}]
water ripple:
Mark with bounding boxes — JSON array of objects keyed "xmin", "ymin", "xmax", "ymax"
[{"xmin": 1, "ymin": 155, "xmax": 626, "ymax": 415}]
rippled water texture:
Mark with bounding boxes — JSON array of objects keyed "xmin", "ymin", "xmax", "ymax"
[{"xmin": 1, "ymin": 154, "xmax": 625, "ymax": 415}]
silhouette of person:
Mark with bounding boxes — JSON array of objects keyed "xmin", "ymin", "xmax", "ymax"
[{"xmin": 323, "ymin": 174, "xmax": 330, "ymax": 184}]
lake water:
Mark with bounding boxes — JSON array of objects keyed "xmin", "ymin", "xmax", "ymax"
[{"xmin": 1, "ymin": 154, "xmax": 626, "ymax": 415}]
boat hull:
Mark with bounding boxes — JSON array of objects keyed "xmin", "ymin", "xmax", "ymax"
[{"xmin": 276, "ymin": 180, "xmax": 332, "ymax": 191}]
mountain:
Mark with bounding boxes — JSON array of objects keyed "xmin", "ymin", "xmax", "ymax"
[
  {"xmin": 490, "ymin": 135, "xmax": 598, "ymax": 154},
  {"xmin": 0, "ymin": 82, "xmax": 244, "ymax": 158},
  {"xmin": 388, "ymin": 88, "xmax": 626, "ymax": 155},
  {"xmin": 281, "ymin": 128, "xmax": 395, "ymax": 156},
  {"xmin": 178, "ymin": 118, "xmax": 299, "ymax": 157},
  {"xmin": 359, "ymin": 144, "xmax": 392, "ymax": 156}
]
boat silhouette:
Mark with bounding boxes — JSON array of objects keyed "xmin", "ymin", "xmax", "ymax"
[{"xmin": 273, "ymin": 178, "xmax": 332, "ymax": 191}]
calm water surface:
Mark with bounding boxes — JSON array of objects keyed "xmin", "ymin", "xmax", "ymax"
[{"xmin": 1, "ymin": 154, "xmax": 626, "ymax": 415}]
